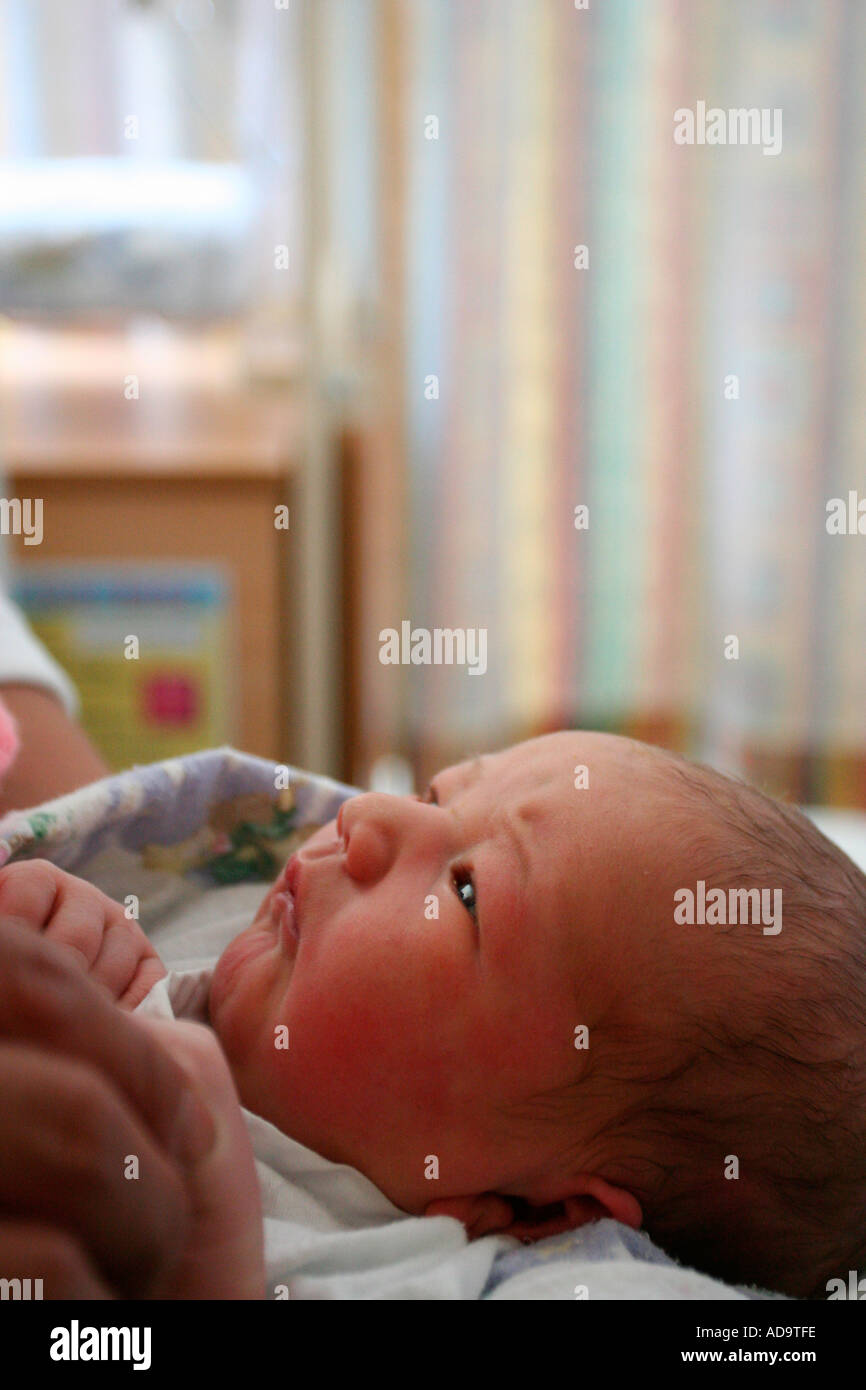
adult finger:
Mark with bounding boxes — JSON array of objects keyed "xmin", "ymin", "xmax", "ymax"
[
  {"xmin": 0, "ymin": 1220, "xmax": 115, "ymax": 1300},
  {"xmin": 139, "ymin": 1020, "xmax": 266, "ymax": 1300},
  {"xmin": 0, "ymin": 1043, "xmax": 191, "ymax": 1297}
]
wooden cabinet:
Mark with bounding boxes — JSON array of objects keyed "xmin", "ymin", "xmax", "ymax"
[{"xmin": 1, "ymin": 325, "xmax": 303, "ymax": 765}]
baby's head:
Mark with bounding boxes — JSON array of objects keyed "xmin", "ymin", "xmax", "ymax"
[{"xmin": 208, "ymin": 732, "xmax": 866, "ymax": 1296}]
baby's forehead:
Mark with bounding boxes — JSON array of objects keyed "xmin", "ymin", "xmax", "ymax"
[
  {"xmin": 440, "ymin": 740, "xmax": 570, "ymax": 803},
  {"xmin": 438, "ymin": 740, "xmax": 593, "ymax": 854},
  {"xmin": 437, "ymin": 733, "xmax": 678, "ymax": 885},
  {"xmin": 440, "ymin": 731, "xmax": 634, "ymax": 798}
]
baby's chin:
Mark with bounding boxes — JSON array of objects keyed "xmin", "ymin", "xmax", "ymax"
[{"xmin": 208, "ymin": 917, "xmax": 285, "ymax": 1048}]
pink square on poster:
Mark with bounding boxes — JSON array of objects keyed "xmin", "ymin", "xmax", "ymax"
[{"xmin": 142, "ymin": 674, "xmax": 199, "ymax": 726}]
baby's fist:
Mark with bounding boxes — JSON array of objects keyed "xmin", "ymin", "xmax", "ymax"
[{"xmin": 0, "ymin": 859, "xmax": 167, "ymax": 1010}]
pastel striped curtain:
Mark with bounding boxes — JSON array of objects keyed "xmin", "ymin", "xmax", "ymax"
[
  {"xmin": 4, "ymin": 1, "xmax": 865, "ymax": 802},
  {"xmin": 352, "ymin": 0, "xmax": 866, "ymax": 804}
]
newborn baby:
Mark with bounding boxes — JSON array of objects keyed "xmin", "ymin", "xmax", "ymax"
[{"xmin": 5, "ymin": 731, "xmax": 866, "ymax": 1299}]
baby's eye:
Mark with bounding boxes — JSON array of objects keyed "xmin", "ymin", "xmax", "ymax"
[{"xmin": 452, "ymin": 867, "xmax": 477, "ymax": 920}]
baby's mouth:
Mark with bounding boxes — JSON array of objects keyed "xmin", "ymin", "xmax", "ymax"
[
  {"xmin": 264, "ymin": 855, "xmax": 302, "ymax": 950},
  {"xmin": 272, "ymin": 887, "xmax": 299, "ymax": 950}
]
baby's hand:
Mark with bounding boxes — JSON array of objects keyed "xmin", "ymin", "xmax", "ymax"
[{"xmin": 0, "ymin": 859, "xmax": 167, "ymax": 1010}]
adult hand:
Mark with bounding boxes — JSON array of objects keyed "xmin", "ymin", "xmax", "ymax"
[
  {"xmin": 0, "ymin": 917, "xmax": 215, "ymax": 1297},
  {"xmin": 139, "ymin": 1018, "xmax": 265, "ymax": 1300}
]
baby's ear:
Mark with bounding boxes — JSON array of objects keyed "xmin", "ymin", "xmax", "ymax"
[
  {"xmin": 424, "ymin": 1178, "xmax": 642, "ymax": 1243},
  {"xmin": 571, "ymin": 1175, "xmax": 643, "ymax": 1230},
  {"xmin": 423, "ymin": 1193, "xmax": 515, "ymax": 1240}
]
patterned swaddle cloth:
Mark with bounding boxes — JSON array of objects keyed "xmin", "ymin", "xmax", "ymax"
[{"xmin": 0, "ymin": 745, "xmax": 358, "ymax": 891}]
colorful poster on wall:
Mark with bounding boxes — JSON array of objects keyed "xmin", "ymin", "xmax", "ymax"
[{"xmin": 12, "ymin": 562, "xmax": 232, "ymax": 770}]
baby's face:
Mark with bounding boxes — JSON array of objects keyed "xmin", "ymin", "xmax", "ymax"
[{"xmin": 209, "ymin": 732, "xmax": 678, "ymax": 1218}]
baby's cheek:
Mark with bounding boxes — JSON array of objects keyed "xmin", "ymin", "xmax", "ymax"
[
  {"xmin": 209, "ymin": 931, "xmax": 281, "ymax": 1056},
  {"xmin": 278, "ymin": 987, "xmax": 395, "ymax": 1110},
  {"xmin": 284, "ymin": 981, "xmax": 381, "ymax": 1066},
  {"xmin": 293, "ymin": 982, "xmax": 449, "ymax": 1117},
  {"xmin": 210, "ymin": 934, "xmax": 250, "ymax": 1022}
]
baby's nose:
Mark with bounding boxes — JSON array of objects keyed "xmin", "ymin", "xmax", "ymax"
[{"xmin": 341, "ymin": 793, "xmax": 404, "ymax": 883}]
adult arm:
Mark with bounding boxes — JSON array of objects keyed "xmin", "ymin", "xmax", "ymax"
[
  {"xmin": 0, "ymin": 589, "xmax": 108, "ymax": 813},
  {"xmin": 0, "ymin": 683, "xmax": 109, "ymax": 815}
]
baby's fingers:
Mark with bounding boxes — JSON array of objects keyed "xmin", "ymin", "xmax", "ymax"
[
  {"xmin": 115, "ymin": 956, "xmax": 169, "ymax": 1012},
  {"xmin": 0, "ymin": 859, "xmax": 62, "ymax": 933},
  {"xmin": 88, "ymin": 915, "xmax": 165, "ymax": 1005},
  {"xmin": 42, "ymin": 886, "xmax": 123, "ymax": 973}
]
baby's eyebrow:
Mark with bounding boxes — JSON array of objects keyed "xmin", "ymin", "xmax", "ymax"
[
  {"xmin": 500, "ymin": 804, "xmax": 531, "ymax": 887},
  {"xmin": 442, "ymin": 752, "xmax": 485, "ymax": 789},
  {"xmin": 448, "ymin": 755, "xmax": 529, "ymax": 897},
  {"xmin": 466, "ymin": 754, "xmax": 484, "ymax": 784}
]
